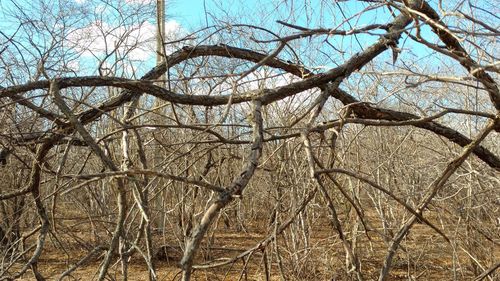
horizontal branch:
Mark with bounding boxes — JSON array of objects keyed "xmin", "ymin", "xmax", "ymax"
[
  {"xmin": 64, "ymin": 169, "xmax": 225, "ymax": 193},
  {"xmin": 330, "ymin": 88, "xmax": 500, "ymax": 170}
]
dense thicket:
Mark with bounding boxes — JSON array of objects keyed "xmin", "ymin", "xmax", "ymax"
[{"xmin": 0, "ymin": 0, "xmax": 498, "ymax": 280}]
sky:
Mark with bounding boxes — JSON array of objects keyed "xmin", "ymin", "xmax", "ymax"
[
  {"xmin": 1, "ymin": 0, "xmax": 495, "ymax": 130},
  {"xmin": 0, "ymin": 0, "xmax": 447, "ymax": 80},
  {"xmin": 168, "ymin": 0, "xmax": 209, "ymax": 27},
  {"xmin": 166, "ymin": 0, "xmax": 440, "ymax": 73}
]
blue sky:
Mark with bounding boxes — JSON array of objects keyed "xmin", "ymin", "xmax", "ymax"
[
  {"xmin": 0, "ymin": 0, "xmax": 446, "ymax": 80},
  {"xmin": 168, "ymin": 0, "xmax": 436, "ymax": 58},
  {"xmin": 1, "ymin": 0, "xmax": 494, "ymax": 128},
  {"xmin": 170, "ymin": 0, "xmax": 393, "ymax": 32},
  {"xmin": 168, "ymin": 0, "xmax": 208, "ymax": 27}
]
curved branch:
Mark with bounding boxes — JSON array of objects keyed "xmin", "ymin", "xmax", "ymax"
[
  {"xmin": 403, "ymin": 0, "xmax": 500, "ymax": 110},
  {"xmin": 330, "ymin": 88, "xmax": 500, "ymax": 170}
]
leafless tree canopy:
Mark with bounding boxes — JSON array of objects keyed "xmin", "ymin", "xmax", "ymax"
[{"xmin": 0, "ymin": 0, "xmax": 498, "ymax": 280}]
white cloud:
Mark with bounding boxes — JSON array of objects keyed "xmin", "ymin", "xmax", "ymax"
[
  {"xmin": 66, "ymin": 60, "xmax": 80, "ymax": 72},
  {"xmin": 66, "ymin": 19, "xmax": 183, "ymax": 64},
  {"xmin": 125, "ymin": 0, "xmax": 154, "ymax": 4}
]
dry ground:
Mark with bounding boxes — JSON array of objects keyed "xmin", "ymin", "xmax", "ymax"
[{"xmin": 6, "ymin": 215, "xmax": 498, "ymax": 281}]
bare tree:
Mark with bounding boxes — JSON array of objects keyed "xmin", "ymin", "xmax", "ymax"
[{"xmin": 0, "ymin": 0, "xmax": 498, "ymax": 280}]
